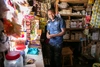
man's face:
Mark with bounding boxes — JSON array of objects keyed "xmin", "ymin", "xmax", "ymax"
[{"xmin": 48, "ymin": 10, "xmax": 55, "ymax": 20}]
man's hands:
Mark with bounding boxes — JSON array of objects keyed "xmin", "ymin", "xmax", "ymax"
[
  {"xmin": 47, "ymin": 33, "xmax": 55, "ymax": 39},
  {"xmin": 46, "ymin": 28, "xmax": 66, "ymax": 39}
]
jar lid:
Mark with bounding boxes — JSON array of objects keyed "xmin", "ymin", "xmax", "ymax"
[
  {"xmin": 16, "ymin": 44, "xmax": 26, "ymax": 51},
  {"xmin": 6, "ymin": 51, "xmax": 20, "ymax": 60}
]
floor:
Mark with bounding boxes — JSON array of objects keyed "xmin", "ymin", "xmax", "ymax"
[
  {"xmin": 43, "ymin": 56, "xmax": 93, "ymax": 67},
  {"xmin": 41, "ymin": 42, "xmax": 95, "ymax": 67}
]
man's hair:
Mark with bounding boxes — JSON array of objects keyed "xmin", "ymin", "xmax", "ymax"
[{"xmin": 48, "ymin": 9, "xmax": 55, "ymax": 13}]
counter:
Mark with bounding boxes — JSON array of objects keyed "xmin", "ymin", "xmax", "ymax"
[
  {"xmin": 25, "ymin": 40, "xmax": 44, "ymax": 67},
  {"xmin": 25, "ymin": 49, "xmax": 44, "ymax": 67}
]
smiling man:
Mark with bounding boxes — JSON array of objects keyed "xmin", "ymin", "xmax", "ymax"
[{"xmin": 46, "ymin": 9, "xmax": 66, "ymax": 67}]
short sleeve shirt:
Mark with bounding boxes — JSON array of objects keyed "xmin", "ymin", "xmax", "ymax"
[{"xmin": 47, "ymin": 16, "xmax": 66, "ymax": 47}]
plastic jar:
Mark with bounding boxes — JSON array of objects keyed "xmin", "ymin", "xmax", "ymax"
[
  {"xmin": 4, "ymin": 51, "xmax": 23, "ymax": 67},
  {"xmin": 15, "ymin": 44, "xmax": 26, "ymax": 65}
]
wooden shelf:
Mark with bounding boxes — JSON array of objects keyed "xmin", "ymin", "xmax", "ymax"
[
  {"xmin": 61, "ymin": 14, "xmax": 86, "ymax": 17},
  {"xmin": 66, "ymin": 28, "xmax": 84, "ymax": 30},
  {"xmin": 64, "ymin": 40, "xmax": 80, "ymax": 42},
  {"xmin": 59, "ymin": 0, "xmax": 88, "ymax": 3},
  {"xmin": 91, "ymin": 40, "xmax": 100, "ymax": 42},
  {"xmin": 89, "ymin": 28, "xmax": 100, "ymax": 30}
]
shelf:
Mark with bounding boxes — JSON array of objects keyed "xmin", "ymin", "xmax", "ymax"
[
  {"xmin": 59, "ymin": 0, "xmax": 88, "ymax": 3},
  {"xmin": 66, "ymin": 28, "xmax": 84, "ymax": 30},
  {"xmin": 61, "ymin": 14, "xmax": 86, "ymax": 17},
  {"xmin": 89, "ymin": 28, "xmax": 100, "ymax": 30},
  {"xmin": 64, "ymin": 40, "xmax": 80, "ymax": 42},
  {"xmin": 91, "ymin": 40, "xmax": 100, "ymax": 42}
]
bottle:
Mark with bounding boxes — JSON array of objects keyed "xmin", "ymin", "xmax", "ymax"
[
  {"xmin": 82, "ymin": 10, "xmax": 86, "ymax": 15},
  {"xmin": 15, "ymin": 43, "xmax": 26, "ymax": 66},
  {"xmin": 25, "ymin": 40, "xmax": 29, "ymax": 56},
  {"xmin": 73, "ymin": 21, "xmax": 76, "ymax": 28},
  {"xmin": 71, "ymin": 21, "xmax": 74, "ymax": 28}
]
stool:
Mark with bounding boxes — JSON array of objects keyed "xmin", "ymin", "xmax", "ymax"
[
  {"xmin": 93, "ymin": 63, "xmax": 100, "ymax": 67},
  {"xmin": 62, "ymin": 47, "xmax": 73, "ymax": 67}
]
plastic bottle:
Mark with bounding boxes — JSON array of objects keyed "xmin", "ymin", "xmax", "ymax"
[
  {"xmin": 15, "ymin": 44, "xmax": 26, "ymax": 66},
  {"xmin": 73, "ymin": 21, "xmax": 76, "ymax": 28},
  {"xmin": 25, "ymin": 40, "xmax": 29, "ymax": 56},
  {"xmin": 71, "ymin": 21, "xmax": 74, "ymax": 28}
]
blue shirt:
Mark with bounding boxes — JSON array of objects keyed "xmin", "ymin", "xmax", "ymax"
[{"xmin": 47, "ymin": 16, "xmax": 66, "ymax": 47}]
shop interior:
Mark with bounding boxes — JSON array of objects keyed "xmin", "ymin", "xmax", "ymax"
[{"xmin": 0, "ymin": 0, "xmax": 100, "ymax": 67}]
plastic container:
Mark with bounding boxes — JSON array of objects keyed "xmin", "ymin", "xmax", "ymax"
[
  {"xmin": 25, "ymin": 40, "xmax": 29, "ymax": 56},
  {"xmin": 71, "ymin": 22, "xmax": 74, "ymax": 28},
  {"xmin": 15, "ymin": 44, "xmax": 26, "ymax": 65},
  {"xmin": 4, "ymin": 51, "xmax": 23, "ymax": 67},
  {"xmin": 73, "ymin": 22, "xmax": 76, "ymax": 28}
]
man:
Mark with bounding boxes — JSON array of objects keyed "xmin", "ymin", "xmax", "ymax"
[{"xmin": 46, "ymin": 9, "xmax": 66, "ymax": 67}]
